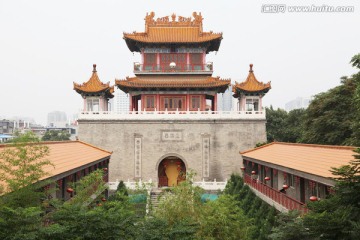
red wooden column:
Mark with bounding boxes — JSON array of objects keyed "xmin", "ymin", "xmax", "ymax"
[
  {"xmin": 202, "ymin": 96, "xmax": 206, "ymax": 111},
  {"xmin": 213, "ymin": 94, "xmax": 217, "ymax": 111},
  {"xmin": 156, "ymin": 94, "xmax": 160, "ymax": 111},
  {"xmin": 186, "ymin": 94, "xmax": 190, "ymax": 111},
  {"xmin": 157, "ymin": 53, "xmax": 160, "ymax": 68},
  {"xmin": 141, "ymin": 95, "xmax": 145, "ymax": 111},
  {"xmin": 141, "ymin": 49, "xmax": 144, "ymax": 64}
]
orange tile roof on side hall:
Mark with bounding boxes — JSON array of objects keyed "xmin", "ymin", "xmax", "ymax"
[
  {"xmin": 241, "ymin": 142, "xmax": 357, "ymax": 178},
  {"xmin": 0, "ymin": 141, "xmax": 112, "ymax": 192}
]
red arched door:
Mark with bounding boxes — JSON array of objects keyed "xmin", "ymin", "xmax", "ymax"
[{"xmin": 158, "ymin": 157, "xmax": 186, "ymax": 187}]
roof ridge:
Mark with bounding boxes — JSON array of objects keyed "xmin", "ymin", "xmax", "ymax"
[
  {"xmin": 275, "ymin": 142, "xmax": 357, "ymax": 150},
  {"xmin": 240, "ymin": 142, "xmax": 275, "ymax": 154},
  {"xmin": 0, "ymin": 140, "xmax": 77, "ymax": 148},
  {"xmin": 77, "ymin": 140, "xmax": 113, "ymax": 154}
]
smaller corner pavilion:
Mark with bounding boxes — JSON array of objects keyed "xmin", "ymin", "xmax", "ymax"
[
  {"xmin": 240, "ymin": 142, "xmax": 357, "ymax": 212},
  {"xmin": 233, "ymin": 64, "xmax": 271, "ymax": 112},
  {"xmin": 73, "ymin": 64, "xmax": 114, "ymax": 112}
]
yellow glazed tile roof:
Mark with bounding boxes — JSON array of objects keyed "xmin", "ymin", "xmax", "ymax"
[
  {"xmin": 241, "ymin": 142, "xmax": 357, "ymax": 178},
  {"xmin": 115, "ymin": 75, "xmax": 230, "ymax": 91},
  {"xmin": 73, "ymin": 64, "xmax": 114, "ymax": 96},
  {"xmin": 233, "ymin": 64, "xmax": 271, "ymax": 94},
  {"xmin": 123, "ymin": 12, "xmax": 222, "ymax": 51},
  {"xmin": 124, "ymin": 27, "xmax": 222, "ymax": 43}
]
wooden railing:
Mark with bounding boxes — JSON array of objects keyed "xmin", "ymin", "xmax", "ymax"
[
  {"xmin": 134, "ymin": 63, "xmax": 213, "ymax": 73},
  {"xmin": 244, "ymin": 174, "xmax": 308, "ymax": 213}
]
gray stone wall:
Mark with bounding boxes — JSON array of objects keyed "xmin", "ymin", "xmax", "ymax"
[{"xmin": 78, "ymin": 119, "xmax": 266, "ymax": 185}]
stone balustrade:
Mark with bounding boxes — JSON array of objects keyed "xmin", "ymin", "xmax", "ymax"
[
  {"xmin": 109, "ymin": 179, "xmax": 227, "ymax": 191},
  {"xmin": 78, "ymin": 110, "xmax": 266, "ymax": 121}
]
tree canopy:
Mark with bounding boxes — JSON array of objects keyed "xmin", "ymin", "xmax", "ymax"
[
  {"xmin": 42, "ymin": 130, "xmax": 70, "ymax": 141},
  {"xmin": 265, "ymin": 53, "xmax": 360, "ymax": 146}
]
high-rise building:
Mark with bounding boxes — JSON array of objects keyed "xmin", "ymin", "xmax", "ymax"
[
  {"xmin": 217, "ymin": 86, "xmax": 233, "ymax": 111},
  {"xmin": 47, "ymin": 111, "xmax": 68, "ymax": 127},
  {"xmin": 285, "ymin": 97, "xmax": 311, "ymax": 111},
  {"xmin": 113, "ymin": 88, "xmax": 130, "ymax": 112}
]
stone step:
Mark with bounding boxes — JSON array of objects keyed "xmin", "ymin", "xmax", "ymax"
[{"xmin": 148, "ymin": 188, "xmax": 166, "ymax": 213}]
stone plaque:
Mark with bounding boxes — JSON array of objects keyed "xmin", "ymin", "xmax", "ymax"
[
  {"xmin": 134, "ymin": 137, "xmax": 142, "ymax": 178},
  {"xmin": 161, "ymin": 131, "xmax": 182, "ymax": 141},
  {"xmin": 202, "ymin": 137, "xmax": 210, "ymax": 177}
]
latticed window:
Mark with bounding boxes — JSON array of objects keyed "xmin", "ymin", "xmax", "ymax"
[
  {"xmin": 145, "ymin": 96, "xmax": 155, "ymax": 110},
  {"xmin": 191, "ymin": 96, "xmax": 201, "ymax": 110},
  {"xmin": 161, "ymin": 96, "xmax": 186, "ymax": 111},
  {"xmin": 190, "ymin": 53, "xmax": 202, "ymax": 70},
  {"xmin": 144, "ymin": 53, "xmax": 157, "ymax": 70},
  {"xmin": 246, "ymin": 98, "xmax": 259, "ymax": 111},
  {"xmin": 87, "ymin": 98, "xmax": 99, "ymax": 111},
  {"xmin": 160, "ymin": 53, "xmax": 186, "ymax": 69}
]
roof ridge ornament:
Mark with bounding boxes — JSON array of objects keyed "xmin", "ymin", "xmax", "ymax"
[
  {"xmin": 249, "ymin": 64, "xmax": 253, "ymax": 72},
  {"xmin": 144, "ymin": 11, "xmax": 203, "ymax": 27},
  {"xmin": 93, "ymin": 64, "xmax": 97, "ymax": 73}
]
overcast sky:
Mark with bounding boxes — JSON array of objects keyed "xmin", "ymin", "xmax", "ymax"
[{"xmin": 0, "ymin": 0, "xmax": 359, "ymax": 125}]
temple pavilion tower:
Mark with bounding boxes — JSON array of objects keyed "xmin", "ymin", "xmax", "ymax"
[
  {"xmin": 116, "ymin": 12, "xmax": 230, "ymax": 112},
  {"xmin": 73, "ymin": 64, "xmax": 114, "ymax": 112},
  {"xmin": 233, "ymin": 64, "xmax": 271, "ymax": 112},
  {"xmin": 75, "ymin": 12, "xmax": 270, "ymax": 187}
]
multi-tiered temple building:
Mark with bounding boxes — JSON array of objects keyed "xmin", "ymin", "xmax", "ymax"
[{"xmin": 74, "ymin": 12, "xmax": 271, "ymax": 187}]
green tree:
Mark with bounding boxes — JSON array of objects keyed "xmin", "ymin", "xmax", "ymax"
[
  {"xmin": 269, "ymin": 211, "xmax": 309, "ymax": 240},
  {"xmin": 283, "ymin": 108, "xmax": 306, "ymax": 142},
  {"xmin": 266, "ymin": 106, "xmax": 288, "ymax": 142},
  {"xmin": 42, "ymin": 130, "xmax": 70, "ymax": 141},
  {"xmin": 198, "ymin": 195, "xmax": 250, "ymax": 239},
  {"xmin": 350, "ymin": 53, "xmax": 360, "ymax": 146},
  {"xmin": 153, "ymin": 172, "xmax": 204, "ymax": 226},
  {"xmin": 68, "ymin": 169, "xmax": 108, "ymax": 207},
  {"xmin": 41, "ymin": 200, "xmax": 137, "ymax": 240},
  {"xmin": 0, "ymin": 132, "xmax": 53, "ymax": 239},
  {"xmin": 0, "ymin": 206, "xmax": 43, "ymax": 240},
  {"xmin": 301, "ymin": 77, "xmax": 356, "ymax": 145},
  {"xmin": 350, "ymin": 53, "xmax": 360, "ymax": 69}
]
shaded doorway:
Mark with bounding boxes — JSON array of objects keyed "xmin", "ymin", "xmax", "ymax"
[
  {"xmin": 158, "ymin": 157, "xmax": 186, "ymax": 187},
  {"xmin": 300, "ymin": 177, "xmax": 305, "ymax": 203}
]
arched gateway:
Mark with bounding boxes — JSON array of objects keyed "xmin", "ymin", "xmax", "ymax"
[{"xmin": 158, "ymin": 156, "xmax": 186, "ymax": 187}]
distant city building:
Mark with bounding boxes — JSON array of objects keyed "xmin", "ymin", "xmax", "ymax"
[
  {"xmin": 47, "ymin": 111, "xmax": 68, "ymax": 127},
  {"xmin": 0, "ymin": 119, "xmax": 15, "ymax": 134},
  {"xmin": 285, "ymin": 97, "xmax": 311, "ymax": 111},
  {"xmin": 113, "ymin": 88, "xmax": 130, "ymax": 112},
  {"xmin": 217, "ymin": 86, "xmax": 233, "ymax": 111}
]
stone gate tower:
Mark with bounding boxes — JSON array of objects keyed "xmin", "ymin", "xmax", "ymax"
[{"xmin": 74, "ymin": 12, "xmax": 271, "ymax": 187}]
